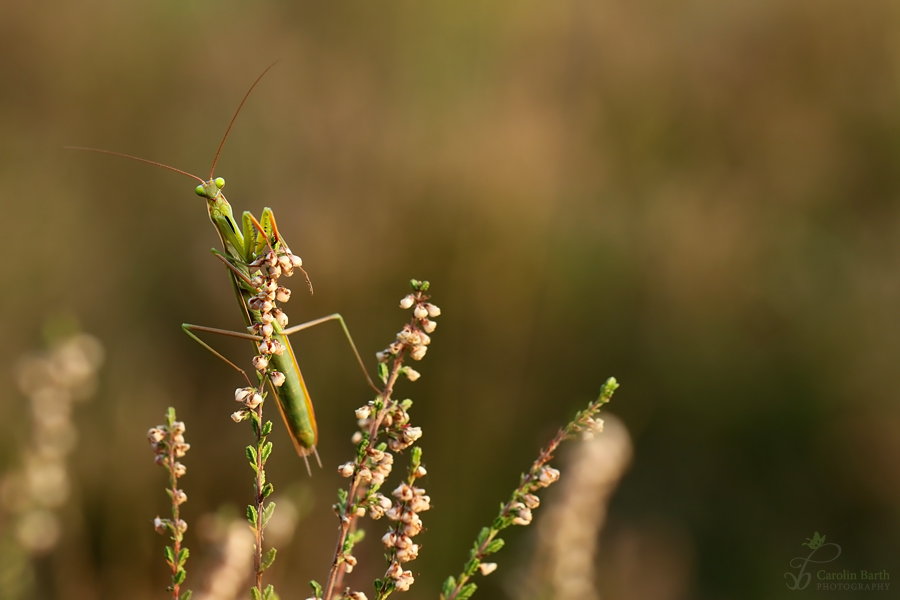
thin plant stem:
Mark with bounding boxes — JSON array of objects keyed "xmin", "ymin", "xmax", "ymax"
[{"xmin": 323, "ymin": 357, "xmax": 406, "ymax": 600}]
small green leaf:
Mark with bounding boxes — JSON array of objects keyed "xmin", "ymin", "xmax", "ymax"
[
  {"xmin": 246, "ymin": 445, "xmax": 258, "ymax": 464},
  {"xmin": 261, "ymin": 547, "xmax": 277, "ymax": 570},
  {"xmin": 178, "ymin": 547, "xmax": 191, "ymax": 566},
  {"xmin": 484, "ymin": 538, "xmax": 505, "ymax": 554},
  {"xmin": 464, "ymin": 558, "xmax": 480, "ymax": 577},
  {"xmin": 261, "ymin": 502, "xmax": 276, "ymax": 528},
  {"xmin": 411, "ymin": 446, "xmax": 422, "ymax": 464},
  {"xmin": 261, "ymin": 421, "xmax": 273, "ymax": 436},
  {"xmin": 174, "ymin": 567, "xmax": 187, "ymax": 585},
  {"xmin": 166, "ymin": 407, "xmax": 177, "ymax": 425},
  {"xmin": 261, "ymin": 483, "xmax": 274, "ymax": 499},
  {"xmin": 309, "ymin": 580, "xmax": 323, "ymax": 598},
  {"xmin": 336, "ymin": 489, "xmax": 348, "ymax": 511},
  {"xmin": 457, "ymin": 582, "xmax": 478, "ymax": 600},
  {"xmin": 378, "ymin": 362, "xmax": 389, "ymax": 383},
  {"xmin": 164, "ymin": 545, "xmax": 176, "ymax": 565},
  {"xmin": 261, "ymin": 441, "xmax": 273, "ymax": 463},
  {"xmin": 180, "ymin": 590, "xmax": 193, "ymax": 600},
  {"xmin": 262, "ymin": 584, "xmax": 277, "ymax": 600},
  {"xmin": 251, "ymin": 587, "xmax": 262, "ymax": 600},
  {"xmin": 441, "ymin": 576, "xmax": 457, "ymax": 598},
  {"xmin": 475, "ymin": 527, "xmax": 491, "ymax": 545},
  {"xmin": 247, "ymin": 505, "xmax": 258, "ymax": 527}
]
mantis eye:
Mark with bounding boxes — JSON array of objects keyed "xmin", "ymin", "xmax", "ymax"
[
  {"xmin": 195, "ymin": 184, "xmax": 205, "ymax": 196},
  {"xmin": 215, "ymin": 177, "xmax": 225, "ymax": 189}
]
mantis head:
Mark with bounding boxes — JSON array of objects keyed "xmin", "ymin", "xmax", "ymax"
[{"xmin": 195, "ymin": 177, "xmax": 226, "ymax": 200}]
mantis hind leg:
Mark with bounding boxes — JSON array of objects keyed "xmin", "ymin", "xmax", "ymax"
[
  {"xmin": 181, "ymin": 323, "xmax": 263, "ymax": 388},
  {"xmin": 282, "ymin": 313, "xmax": 380, "ymax": 394}
]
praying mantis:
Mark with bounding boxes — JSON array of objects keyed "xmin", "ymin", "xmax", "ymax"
[{"xmin": 73, "ymin": 66, "xmax": 377, "ymax": 470}]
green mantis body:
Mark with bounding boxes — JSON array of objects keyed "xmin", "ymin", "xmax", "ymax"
[
  {"xmin": 74, "ymin": 67, "xmax": 375, "ymax": 467},
  {"xmin": 195, "ymin": 179, "xmax": 319, "ymax": 455}
]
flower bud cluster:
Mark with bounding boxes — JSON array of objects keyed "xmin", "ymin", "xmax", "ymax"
[
  {"xmin": 355, "ymin": 399, "xmax": 421, "ymax": 453},
  {"xmin": 233, "ymin": 245, "xmax": 303, "ymax": 422},
  {"xmin": 381, "ymin": 464, "xmax": 430, "ymax": 592},
  {"xmin": 147, "ymin": 415, "xmax": 190, "ymax": 536},
  {"xmin": 377, "ymin": 289, "xmax": 440, "ymax": 370}
]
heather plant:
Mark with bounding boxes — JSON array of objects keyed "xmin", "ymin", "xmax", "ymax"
[{"xmin": 146, "ymin": 274, "xmax": 618, "ymax": 600}]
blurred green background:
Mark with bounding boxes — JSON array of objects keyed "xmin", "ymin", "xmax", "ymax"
[{"xmin": 1, "ymin": 0, "xmax": 899, "ymax": 598}]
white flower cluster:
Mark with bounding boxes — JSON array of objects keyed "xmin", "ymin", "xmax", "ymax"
[
  {"xmin": 338, "ymin": 445, "xmax": 395, "ymax": 488},
  {"xmin": 353, "ymin": 400, "xmax": 422, "ymax": 453},
  {"xmin": 147, "ymin": 419, "xmax": 190, "ymax": 535},
  {"xmin": 231, "ymin": 244, "xmax": 303, "ymax": 423},
  {"xmin": 381, "ymin": 475, "xmax": 430, "ymax": 592},
  {"xmin": 377, "ymin": 291, "xmax": 440, "ymax": 370}
]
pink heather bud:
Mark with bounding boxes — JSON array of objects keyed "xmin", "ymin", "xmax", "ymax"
[
  {"xmin": 154, "ymin": 454, "xmax": 168, "ymax": 466},
  {"xmin": 397, "ymin": 543, "xmax": 419, "ymax": 563},
  {"xmin": 173, "ymin": 489, "xmax": 188, "ymax": 505},
  {"xmin": 276, "ymin": 287, "xmax": 291, "ymax": 302},
  {"xmin": 512, "ymin": 506, "xmax": 532, "ymax": 526},
  {"xmin": 400, "ymin": 295, "xmax": 415, "ymax": 309},
  {"xmin": 402, "ymin": 426, "xmax": 423, "ymax": 443},
  {"xmin": 250, "ymin": 275, "xmax": 265, "ymax": 288},
  {"xmin": 395, "ymin": 570, "xmax": 415, "ymax": 591},
  {"xmin": 410, "ymin": 345, "xmax": 427, "ymax": 361},
  {"xmin": 269, "ymin": 371, "xmax": 286, "ymax": 387},
  {"xmin": 393, "ymin": 483, "xmax": 414, "ymax": 502},
  {"xmin": 386, "ymin": 562, "xmax": 404, "ymax": 580},
  {"xmin": 277, "ymin": 255, "xmax": 293, "ymax": 272},
  {"xmin": 404, "ymin": 368, "xmax": 421, "ymax": 381},
  {"xmin": 419, "ymin": 332, "xmax": 431, "ymax": 346},
  {"xmin": 171, "ymin": 421, "xmax": 186, "ymax": 435},
  {"xmin": 538, "ymin": 467, "xmax": 560, "ymax": 487},
  {"xmin": 348, "ymin": 592, "xmax": 367, "ymax": 600},
  {"xmin": 174, "ymin": 442, "xmax": 190, "ymax": 457},
  {"xmin": 338, "ymin": 462, "xmax": 355, "ymax": 478},
  {"xmin": 355, "ymin": 406, "xmax": 371, "ymax": 420},
  {"xmin": 523, "ymin": 493, "xmax": 540, "ymax": 509},
  {"xmin": 351, "ymin": 431, "xmax": 363, "ymax": 444},
  {"xmin": 410, "ymin": 495, "xmax": 431, "ymax": 513},
  {"xmin": 267, "ymin": 264, "xmax": 282, "ymax": 279},
  {"xmin": 414, "ymin": 305, "xmax": 428, "ymax": 319},
  {"xmin": 421, "ymin": 319, "xmax": 437, "ymax": 333},
  {"xmin": 245, "ymin": 392, "xmax": 264, "ymax": 409},
  {"xmin": 479, "ymin": 562, "xmax": 498, "ymax": 575},
  {"xmin": 235, "ymin": 387, "xmax": 255, "ymax": 403},
  {"xmin": 261, "ymin": 323, "xmax": 274, "ymax": 338},
  {"xmin": 414, "ymin": 465, "xmax": 427, "ymax": 478},
  {"xmin": 263, "ymin": 280, "xmax": 278, "ymax": 293},
  {"xmin": 173, "ymin": 433, "xmax": 185, "ymax": 444},
  {"xmin": 231, "ymin": 410, "xmax": 247, "ymax": 423},
  {"xmin": 252, "ymin": 355, "xmax": 269, "ymax": 371},
  {"xmin": 259, "ymin": 311, "xmax": 275, "ymax": 324},
  {"xmin": 358, "ymin": 467, "xmax": 372, "ymax": 482},
  {"xmin": 153, "ymin": 517, "xmax": 167, "ymax": 534},
  {"xmin": 147, "ymin": 428, "xmax": 165, "ymax": 444},
  {"xmin": 290, "ymin": 255, "xmax": 303, "ymax": 269},
  {"xmin": 424, "ymin": 303, "xmax": 441, "ymax": 317},
  {"xmin": 258, "ymin": 340, "xmax": 274, "ymax": 355},
  {"xmin": 386, "ymin": 506, "xmax": 402, "ymax": 521},
  {"xmin": 369, "ymin": 448, "xmax": 385, "ymax": 462},
  {"xmin": 376, "ymin": 351, "xmax": 388, "ymax": 362},
  {"xmin": 388, "ymin": 341, "xmax": 403, "ymax": 355},
  {"xmin": 355, "ymin": 506, "xmax": 366, "ymax": 517},
  {"xmin": 174, "ymin": 519, "xmax": 188, "ymax": 534},
  {"xmin": 270, "ymin": 340, "xmax": 285, "ymax": 355},
  {"xmin": 173, "ymin": 462, "xmax": 186, "ymax": 477},
  {"xmin": 382, "ymin": 531, "xmax": 397, "ymax": 548},
  {"xmin": 272, "ymin": 307, "xmax": 289, "ymax": 328}
]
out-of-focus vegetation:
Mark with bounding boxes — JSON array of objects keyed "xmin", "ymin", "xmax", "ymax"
[{"xmin": 1, "ymin": 0, "xmax": 899, "ymax": 598}]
